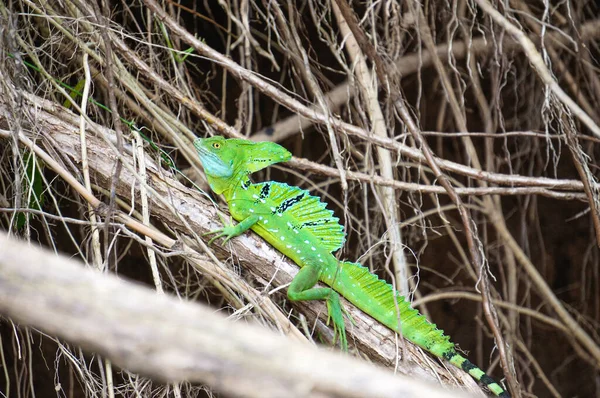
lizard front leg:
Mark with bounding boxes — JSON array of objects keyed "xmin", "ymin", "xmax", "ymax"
[
  {"xmin": 288, "ymin": 265, "xmax": 348, "ymax": 351},
  {"xmin": 205, "ymin": 214, "xmax": 259, "ymax": 245}
]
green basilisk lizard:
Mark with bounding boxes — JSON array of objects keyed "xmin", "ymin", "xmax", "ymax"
[{"xmin": 194, "ymin": 135, "xmax": 509, "ymax": 397}]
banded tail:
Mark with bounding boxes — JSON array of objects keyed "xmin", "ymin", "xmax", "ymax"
[{"xmin": 326, "ymin": 261, "xmax": 510, "ymax": 397}]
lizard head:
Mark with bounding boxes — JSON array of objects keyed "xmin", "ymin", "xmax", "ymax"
[{"xmin": 194, "ymin": 136, "xmax": 291, "ymax": 194}]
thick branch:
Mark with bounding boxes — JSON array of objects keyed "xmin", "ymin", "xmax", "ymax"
[{"xmin": 0, "ymin": 231, "xmax": 466, "ymax": 398}]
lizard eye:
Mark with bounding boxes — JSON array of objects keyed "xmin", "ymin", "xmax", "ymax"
[{"xmin": 212, "ymin": 142, "xmax": 221, "ymax": 149}]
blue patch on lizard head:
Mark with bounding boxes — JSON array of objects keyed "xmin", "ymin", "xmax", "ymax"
[{"xmin": 194, "ymin": 137, "xmax": 234, "ymax": 178}]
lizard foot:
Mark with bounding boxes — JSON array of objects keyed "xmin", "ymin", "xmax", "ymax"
[{"xmin": 325, "ymin": 291, "xmax": 348, "ymax": 351}]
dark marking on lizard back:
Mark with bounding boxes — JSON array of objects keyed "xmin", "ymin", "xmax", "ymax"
[
  {"xmin": 275, "ymin": 192, "xmax": 305, "ymax": 214},
  {"xmin": 260, "ymin": 183, "xmax": 271, "ymax": 199}
]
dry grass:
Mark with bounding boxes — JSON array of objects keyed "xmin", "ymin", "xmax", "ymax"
[{"xmin": 0, "ymin": 0, "xmax": 599, "ymax": 397}]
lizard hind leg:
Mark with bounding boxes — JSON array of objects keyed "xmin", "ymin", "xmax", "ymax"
[{"xmin": 287, "ymin": 265, "xmax": 348, "ymax": 351}]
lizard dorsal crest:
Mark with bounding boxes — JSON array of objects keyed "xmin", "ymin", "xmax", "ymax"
[{"xmin": 268, "ymin": 182, "xmax": 345, "ymax": 252}]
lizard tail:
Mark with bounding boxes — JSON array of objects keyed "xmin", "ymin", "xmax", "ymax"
[
  {"xmin": 331, "ymin": 261, "xmax": 510, "ymax": 397},
  {"xmin": 445, "ymin": 351, "xmax": 510, "ymax": 398}
]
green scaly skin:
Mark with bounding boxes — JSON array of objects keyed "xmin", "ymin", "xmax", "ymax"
[{"xmin": 195, "ymin": 136, "xmax": 510, "ymax": 398}]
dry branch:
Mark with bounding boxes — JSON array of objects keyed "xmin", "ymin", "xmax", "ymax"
[
  {"xmin": 474, "ymin": 0, "xmax": 600, "ymax": 138},
  {"xmin": 0, "ymin": 231, "xmax": 469, "ymax": 398},
  {"xmin": 252, "ymin": 19, "xmax": 600, "ymax": 143}
]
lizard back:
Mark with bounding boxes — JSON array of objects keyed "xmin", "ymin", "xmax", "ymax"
[{"xmin": 229, "ymin": 181, "xmax": 346, "ymax": 259}]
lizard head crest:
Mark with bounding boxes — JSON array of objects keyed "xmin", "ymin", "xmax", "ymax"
[{"xmin": 194, "ymin": 136, "xmax": 291, "ymax": 194}]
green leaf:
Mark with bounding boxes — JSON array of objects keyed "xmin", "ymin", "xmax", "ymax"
[{"xmin": 14, "ymin": 151, "xmax": 45, "ymax": 230}]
